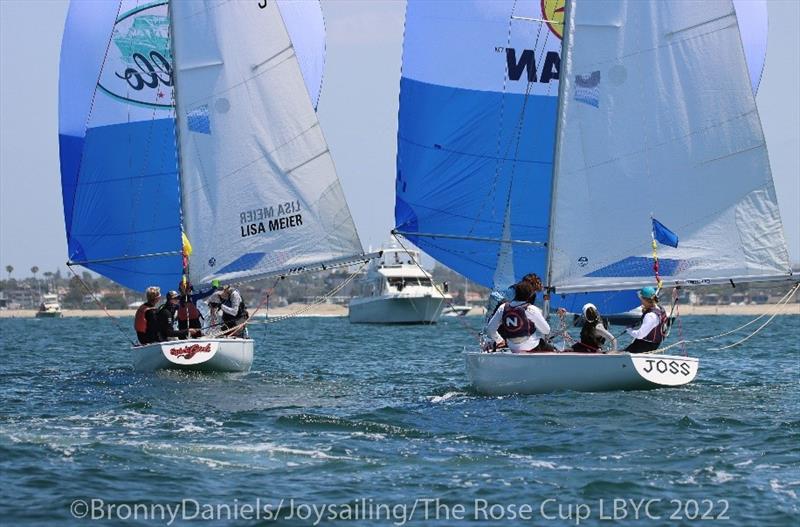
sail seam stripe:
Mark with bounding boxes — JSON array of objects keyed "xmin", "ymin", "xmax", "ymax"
[
  {"xmin": 181, "ymin": 123, "xmax": 323, "ymax": 197},
  {"xmin": 398, "ymin": 137, "xmax": 553, "ymax": 165},
  {"xmin": 562, "ymin": 108, "xmax": 762, "ymax": 174}
]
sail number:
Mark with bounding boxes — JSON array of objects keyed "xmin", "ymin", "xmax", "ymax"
[
  {"xmin": 258, "ymin": 0, "xmax": 267, "ymax": 8},
  {"xmin": 641, "ymin": 359, "xmax": 692, "ymax": 376}
]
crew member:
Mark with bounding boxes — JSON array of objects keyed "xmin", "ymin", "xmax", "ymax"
[
  {"xmin": 176, "ymin": 280, "xmax": 218, "ymax": 336},
  {"xmin": 134, "ymin": 286, "xmax": 161, "ymax": 345},
  {"xmin": 216, "ymin": 285, "xmax": 249, "ymax": 337},
  {"xmin": 157, "ymin": 290, "xmax": 200, "ymax": 341},
  {"xmin": 485, "ymin": 281, "xmax": 552, "ymax": 353},
  {"xmin": 625, "ymin": 286, "xmax": 668, "ymax": 353},
  {"xmin": 570, "ymin": 303, "xmax": 617, "ymax": 353}
]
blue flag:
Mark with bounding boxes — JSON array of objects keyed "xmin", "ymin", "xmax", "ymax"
[{"xmin": 652, "ymin": 218, "xmax": 679, "ymax": 248}]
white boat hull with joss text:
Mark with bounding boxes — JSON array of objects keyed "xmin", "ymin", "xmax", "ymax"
[
  {"xmin": 132, "ymin": 338, "xmax": 254, "ymax": 373},
  {"xmin": 465, "ymin": 351, "xmax": 698, "ymax": 395}
]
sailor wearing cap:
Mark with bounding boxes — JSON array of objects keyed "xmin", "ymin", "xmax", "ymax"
[{"xmin": 624, "ymin": 286, "xmax": 668, "ymax": 353}]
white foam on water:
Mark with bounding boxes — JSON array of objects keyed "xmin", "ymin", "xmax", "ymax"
[
  {"xmin": 508, "ymin": 454, "xmax": 573, "ymax": 471},
  {"xmin": 429, "ymin": 391, "xmax": 465, "ymax": 404},
  {"xmin": 770, "ymin": 479, "xmax": 798, "ymax": 500}
]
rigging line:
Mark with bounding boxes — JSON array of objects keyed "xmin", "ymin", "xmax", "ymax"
[
  {"xmin": 469, "ymin": 4, "xmax": 549, "ymax": 237},
  {"xmin": 68, "ymin": 251, "xmax": 183, "ymax": 266},
  {"xmin": 66, "ymin": 263, "xmax": 137, "ymax": 347},
  {"xmin": 67, "ymin": 0, "xmax": 125, "ymax": 239},
  {"xmin": 708, "ymin": 283, "xmax": 800, "ymax": 351},
  {"xmin": 652, "ymin": 282, "xmax": 799, "ymax": 354},
  {"xmin": 257, "ymin": 261, "xmax": 369, "ymax": 326},
  {"xmin": 393, "ymin": 230, "xmax": 546, "ymax": 246},
  {"xmin": 392, "ymin": 233, "xmax": 483, "ymax": 344},
  {"xmin": 209, "ymin": 261, "xmax": 367, "ymax": 337}
]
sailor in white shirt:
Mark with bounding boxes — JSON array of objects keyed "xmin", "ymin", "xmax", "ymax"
[{"xmin": 486, "ymin": 281, "xmax": 551, "ymax": 352}]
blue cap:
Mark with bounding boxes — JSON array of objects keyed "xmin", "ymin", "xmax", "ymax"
[{"xmin": 638, "ymin": 286, "xmax": 657, "ymax": 300}]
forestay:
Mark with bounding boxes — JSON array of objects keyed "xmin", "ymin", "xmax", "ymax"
[{"xmin": 548, "ymin": 0, "xmax": 791, "ymax": 294}]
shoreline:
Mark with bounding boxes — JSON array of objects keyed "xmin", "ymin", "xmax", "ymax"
[{"xmin": 0, "ymin": 303, "xmax": 797, "ymax": 319}]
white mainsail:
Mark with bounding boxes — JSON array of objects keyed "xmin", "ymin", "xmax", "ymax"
[
  {"xmin": 170, "ymin": 0, "xmax": 364, "ymax": 285},
  {"xmin": 548, "ymin": 0, "xmax": 792, "ymax": 294}
]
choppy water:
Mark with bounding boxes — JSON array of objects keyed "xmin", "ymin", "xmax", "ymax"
[{"xmin": 1, "ymin": 315, "xmax": 798, "ymax": 526}]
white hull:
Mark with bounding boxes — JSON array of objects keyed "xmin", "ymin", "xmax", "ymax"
[
  {"xmin": 35, "ymin": 310, "xmax": 63, "ymax": 318},
  {"xmin": 466, "ymin": 351, "xmax": 698, "ymax": 395},
  {"xmin": 132, "ymin": 338, "xmax": 254, "ymax": 373},
  {"xmin": 349, "ymin": 295, "xmax": 445, "ymax": 324}
]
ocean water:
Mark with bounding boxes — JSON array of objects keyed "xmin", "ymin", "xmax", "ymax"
[{"xmin": 0, "ymin": 315, "xmax": 798, "ymax": 526}]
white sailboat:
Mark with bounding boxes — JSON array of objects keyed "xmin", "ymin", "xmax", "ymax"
[
  {"xmin": 394, "ymin": 0, "xmax": 793, "ymax": 394},
  {"xmin": 58, "ymin": 1, "xmax": 374, "ymax": 372}
]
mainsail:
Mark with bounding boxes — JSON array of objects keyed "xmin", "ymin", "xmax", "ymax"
[
  {"xmin": 547, "ymin": 0, "xmax": 791, "ymax": 294},
  {"xmin": 59, "ymin": 0, "xmax": 364, "ymax": 291}
]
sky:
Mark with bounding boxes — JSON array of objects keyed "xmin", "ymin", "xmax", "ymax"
[{"xmin": 0, "ymin": 0, "xmax": 798, "ymax": 279}]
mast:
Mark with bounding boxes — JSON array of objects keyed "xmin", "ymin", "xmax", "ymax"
[
  {"xmin": 166, "ymin": 0, "xmax": 190, "ymax": 276},
  {"xmin": 543, "ymin": 0, "xmax": 573, "ymax": 317}
]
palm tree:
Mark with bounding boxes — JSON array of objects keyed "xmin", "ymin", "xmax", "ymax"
[
  {"xmin": 5, "ymin": 265, "xmax": 12, "ymax": 280},
  {"xmin": 43, "ymin": 271, "xmax": 54, "ymax": 294},
  {"xmin": 31, "ymin": 266, "xmax": 40, "ymax": 299}
]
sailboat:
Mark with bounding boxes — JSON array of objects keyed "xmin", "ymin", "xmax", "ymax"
[
  {"xmin": 393, "ymin": 0, "xmax": 793, "ymax": 394},
  {"xmin": 58, "ymin": 0, "xmax": 374, "ymax": 372}
]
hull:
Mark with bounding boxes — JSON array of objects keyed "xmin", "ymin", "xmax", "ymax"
[
  {"xmin": 442, "ymin": 305, "xmax": 471, "ymax": 317},
  {"xmin": 466, "ymin": 351, "xmax": 698, "ymax": 395},
  {"xmin": 35, "ymin": 311, "xmax": 63, "ymax": 318},
  {"xmin": 132, "ymin": 338, "xmax": 254, "ymax": 373},
  {"xmin": 349, "ymin": 295, "xmax": 445, "ymax": 324}
]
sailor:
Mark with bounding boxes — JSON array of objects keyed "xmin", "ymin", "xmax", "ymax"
[
  {"xmin": 134, "ymin": 286, "xmax": 161, "ymax": 345},
  {"xmin": 485, "ymin": 280, "xmax": 552, "ymax": 353},
  {"xmin": 569, "ymin": 303, "xmax": 617, "ymax": 353},
  {"xmin": 176, "ymin": 280, "xmax": 218, "ymax": 336},
  {"xmin": 215, "ymin": 285, "xmax": 249, "ymax": 337},
  {"xmin": 624, "ymin": 286, "xmax": 668, "ymax": 353},
  {"xmin": 484, "ymin": 272, "xmax": 544, "ymax": 322},
  {"xmin": 156, "ymin": 290, "xmax": 201, "ymax": 341}
]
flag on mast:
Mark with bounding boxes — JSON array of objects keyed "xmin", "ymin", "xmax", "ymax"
[{"xmin": 652, "ymin": 218, "xmax": 679, "ymax": 248}]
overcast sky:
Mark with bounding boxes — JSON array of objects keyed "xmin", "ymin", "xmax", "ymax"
[{"xmin": 1, "ymin": 0, "xmax": 797, "ymax": 279}]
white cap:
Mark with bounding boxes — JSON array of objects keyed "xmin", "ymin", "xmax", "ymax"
[{"xmin": 582, "ymin": 303, "xmax": 597, "ymax": 318}]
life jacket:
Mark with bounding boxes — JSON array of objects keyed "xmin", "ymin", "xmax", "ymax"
[
  {"xmin": 177, "ymin": 298, "xmax": 201, "ymax": 321},
  {"xmin": 498, "ymin": 303, "xmax": 535, "ymax": 340},
  {"xmin": 134, "ymin": 303, "xmax": 155, "ymax": 333},
  {"xmin": 580, "ymin": 320, "xmax": 605, "ymax": 349},
  {"xmin": 640, "ymin": 305, "xmax": 668, "ymax": 344}
]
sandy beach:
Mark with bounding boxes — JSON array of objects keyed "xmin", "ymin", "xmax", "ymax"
[{"xmin": 1, "ymin": 303, "xmax": 797, "ymax": 318}]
